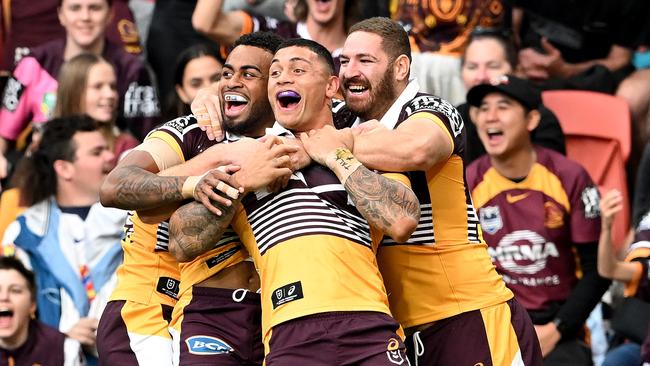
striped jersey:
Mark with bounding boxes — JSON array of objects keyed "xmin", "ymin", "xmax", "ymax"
[
  {"xmin": 343, "ymin": 80, "xmax": 513, "ymax": 328},
  {"xmin": 623, "ymin": 210, "xmax": 650, "ymax": 300},
  {"xmin": 147, "ymin": 115, "xmax": 248, "ymax": 299},
  {"xmin": 231, "ymin": 123, "xmax": 402, "ymax": 341},
  {"xmin": 467, "ymin": 146, "xmax": 601, "ymax": 311}
]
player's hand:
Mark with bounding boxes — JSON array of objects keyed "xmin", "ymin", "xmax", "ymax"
[
  {"xmin": 193, "ymin": 165, "xmax": 243, "ymax": 216},
  {"xmin": 65, "ymin": 317, "xmax": 99, "ymax": 346},
  {"xmin": 353, "ymin": 119, "xmax": 384, "ymax": 134},
  {"xmin": 191, "ymin": 82, "xmax": 224, "ymax": 141},
  {"xmin": 600, "ymin": 189, "xmax": 623, "ymax": 230},
  {"xmin": 231, "ymin": 137, "xmax": 296, "ymax": 192},
  {"xmin": 299, "ymin": 125, "xmax": 353, "ymax": 166},
  {"xmin": 271, "ymin": 136, "xmax": 311, "ymax": 170},
  {"xmin": 534, "ymin": 322, "xmax": 561, "ymax": 357}
]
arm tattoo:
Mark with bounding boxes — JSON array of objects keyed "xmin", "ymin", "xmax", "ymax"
[
  {"xmin": 344, "ymin": 167, "xmax": 420, "ymax": 235},
  {"xmin": 333, "ymin": 148, "xmax": 356, "ymax": 170},
  {"xmin": 112, "ymin": 166, "xmax": 185, "ymax": 209},
  {"xmin": 169, "ymin": 197, "xmax": 238, "ymax": 261}
]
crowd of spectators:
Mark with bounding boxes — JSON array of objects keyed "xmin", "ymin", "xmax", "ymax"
[{"xmin": 1, "ymin": 0, "xmax": 650, "ymax": 365}]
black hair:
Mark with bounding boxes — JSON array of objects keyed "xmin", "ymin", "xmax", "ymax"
[
  {"xmin": 163, "ymin": 43, "xmax": 224, "ymax": 120},
  {"xmin": 18, "ymin": 115, "xmax": 98, "ymax": 206},
  {"xmin": 462, "ymin": 27, "xmax": 518, "ymax": 68},
  {"xmin": 232, "ymin": 31, "xmax": 285, "ymax": 54},
  {"xmin": 276, "ymin": 38, "xmax": 335, "ymax": 75},
  {"xmin": 0, "ymin": 256, "xmax": 36, "ymax": 301}
]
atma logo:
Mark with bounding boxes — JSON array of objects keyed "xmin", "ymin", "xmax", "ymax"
[{"xmin": 186, "ymin": 336, "xmax": 234, "ymax": 355}]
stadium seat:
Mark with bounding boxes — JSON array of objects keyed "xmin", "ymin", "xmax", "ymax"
[{"xmin": 542, "ymin": 90, "xmax": 631, "ymax": 250}]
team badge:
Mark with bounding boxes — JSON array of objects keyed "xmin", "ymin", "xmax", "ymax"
[
  {"xmin": 581, "ymin": 186, "xmax": 601, "ymax": 219},
  {"xmin": 386, "ymin": 338, "xmax": 405, "ymax": 365},
  {"xmin": 544, "ymin": 201, "xmax": 564, "ymax": 229},
  {"xmin": 479, "ymin": 206, "xmax": 502, "ymax": 234}
]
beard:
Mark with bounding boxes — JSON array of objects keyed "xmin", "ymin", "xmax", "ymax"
[
  {"xmin": 344, "ymin": 64, "xmax": 398, "ymax": 121},
  {"xmin": 222, "ymin": 100, "xmax": 274, "ymax": 137}
]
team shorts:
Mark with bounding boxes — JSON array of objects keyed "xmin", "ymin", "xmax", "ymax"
[
  {"xmin": 97, "ymin": 300, "xmax": 174, "ymax": 366},
  {"xmin": 266, "ymin": 311, "xmax": 409, "ymax": 366},
  {"xmin": 405, "ymin": 298, "xmax": 542, "ymax": 366},
  {"xmin": 171, "ymin": 286, "xmax": 263, "ymax": 366}
]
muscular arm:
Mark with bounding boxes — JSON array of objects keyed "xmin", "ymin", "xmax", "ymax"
[
  {"xmin": 326, "ymin": 148, "xmax": 420, "ymax": 243},
  {"xmin": 100, "ymin": 139, "xmax": 234, "ymax": 209},
  {"xmin": 352, "ymin": 117, "xmax": 453, "ymax": 172},
  {"xmin": 192, "ymin": 0, "xmax": 246, "ymax": 45},
  {"xmin": 169, "ymin": 198, "xmax": 239, "ymax": 262}
]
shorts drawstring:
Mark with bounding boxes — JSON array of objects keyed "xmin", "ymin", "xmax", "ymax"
[{"xmin": 413, "ymin": 331, "xmax": 424, "ymax": 366}]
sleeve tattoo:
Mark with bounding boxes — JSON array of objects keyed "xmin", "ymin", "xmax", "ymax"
[
  {"xmin": 112, "ymin": 166, "xmax": 185, "ymax": 209},
  {"xmin": 169, "ymin": 196, "xmax": 238, "ymax": 262},
  {"xmin": 344, "ymin": 166, "xmax": 421, "ymax": 235}
]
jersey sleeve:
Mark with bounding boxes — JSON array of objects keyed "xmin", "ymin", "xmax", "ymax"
[
  {"xmin": 568, "ymin": 167, "xmax": 601, "ymax": 244},
  {"xmin": 0, "ymin": 57, "xmax": 57, "ymax": 140},
  {"xmin": 401, "ymin": 95, "xmax": 465, "ymax": 157},
  {"xmin": 145, "ymin": 115, "xmax": 207, "ymax": 162}
]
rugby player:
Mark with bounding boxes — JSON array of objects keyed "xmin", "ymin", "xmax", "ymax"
[
  {"xmin": 304, "ymin": 17, "xmax": 544, "ymax": 365},
  {"xmin": 169, "ymin": 38, "xmax": 420, "ymax": 365},
  {"xmin": 97, "ymin": 32, "xmax": 295, "ymax": 365}
]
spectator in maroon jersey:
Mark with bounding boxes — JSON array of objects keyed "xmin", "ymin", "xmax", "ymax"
[
  {"xmin": 466, "ymin": 75, "xmax": 611, "ymax": 366},
  {"xmin": 0, "ymin": 256, "xmax": 83, "ymax": 365},
  {"xmin": 0, "ymin": 0, "xmax": 159, "ymax": 181}
]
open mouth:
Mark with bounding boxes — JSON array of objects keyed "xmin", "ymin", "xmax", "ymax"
[
  {"xmin": 343, "ymin": 78, "xmax": 370, "ymax": 97},
  {"xmin": 277, "ymin": 90, "xmax": 302, "ymax": 110},
  {"xmin": 0, "ymin": 308, "xmax": 14, "ymax": 328},
  {"xmin": 486, "ymin": 128, "xmax": 504, "ymax": 142},
  {"xmin": 224, "ymin": 93, "xmax": 249, "ymax": 115}
]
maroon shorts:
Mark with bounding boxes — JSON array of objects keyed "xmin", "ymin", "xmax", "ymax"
[
  {"xmin": 405, "ymin": 299, "xmax": 542, "ymax": 366},
  {"xmin": 97, "ymin": 300, "xmax": 174, "ymax": 365},
  {"xmin": 179, "ymin": 287, "xmax": 263, "ymax": 366},
  {"xmin": 266, "ymin": 311, "xmax": 408, "ymax": 366}
]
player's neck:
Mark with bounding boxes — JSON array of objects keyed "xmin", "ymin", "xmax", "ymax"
[
  {"xmin": 305, "ymin": 17, "xmax": 346, "ymax": 53},
  {"xmin": 56, "ymin": 184, "xmax": 99, "ymax": 208},
  {"xmin": 491, "ymin": 145, "xmax": 537, "ymax": 180},
  {"xmin": 64, "ymin": 36, "xmax": 105, "ymax": 61}
]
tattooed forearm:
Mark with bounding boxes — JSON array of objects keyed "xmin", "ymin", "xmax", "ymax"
[
  {"xmin": 108, "ymin": 166, "xmax": 185, "ymax": 209},
  {"xmin": 344, "ymin": 167, "xmax": 421, "ymax": 243},
  {"xmin": 168, "ymin": 198, "xmax": 238, "ymax": 262}
]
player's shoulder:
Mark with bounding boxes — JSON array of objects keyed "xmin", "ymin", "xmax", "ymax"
[{"xmin": 402, "ymin": 93, "xmax": 463, "ymax": 137}]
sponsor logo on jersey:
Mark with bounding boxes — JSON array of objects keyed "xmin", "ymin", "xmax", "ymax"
[
  {"xmin": 488, "ymin": 230, "xmax": 560, "ymax": 274},
  {"xmin": 162, "ymin": 116, "xmax": 195, "ymax": 136},
  {"xmin": 2, "ymin": 77, "xmax": 24, "ymax": 112},
  {"xmin": 271, "ymin": 281, "xmax": 304, "ymax": 309},
  {"xmin": 386, "ymin": 338, "xmax": 405, "ymax": 365},
  {"xmin": 404, "ymin": 95, "xmax": 463, "ymax": 137},
  {"xmin": 186, "ymin": 336, "xmax": 234, "ymax": 355},
  {"xmin": 506, "ymin": 192, "xmax": 530, "ymax": 204},
  {"xmin": 479, "ymin": 206, "xmax": 502, "ymax": 234},
  {"xmin": 581, "ymin": 186, "xmax": 600, "ymax": 219},
  {"xmin": 124, "ymin": 82, "xmax": 160, "ymax": 118}
]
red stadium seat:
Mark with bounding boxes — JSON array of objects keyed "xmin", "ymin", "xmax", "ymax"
[{"xmin": 542, "ymin": 90, "xmax": 631, "ymax": 250}]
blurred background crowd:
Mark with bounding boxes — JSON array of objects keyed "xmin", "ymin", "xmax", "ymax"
[{"xmin": 1, "ymin": 0, "xmax": 650, "ymax": 365}]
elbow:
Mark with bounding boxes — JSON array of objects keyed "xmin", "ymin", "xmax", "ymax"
[
  {"xmin": 169, "ymin": 238, "xmax": 192, "ymax": 262},
  {"xmin": 99, "ymin": 180, "xmax": 117, "ymax": 207},
  {"xmin": 388, "ymin": 217, "xmax": 418, "ymax": 244},
  {"xmin": 192, "ymin": 15, "xmax": 212, "ymax": 36}
]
